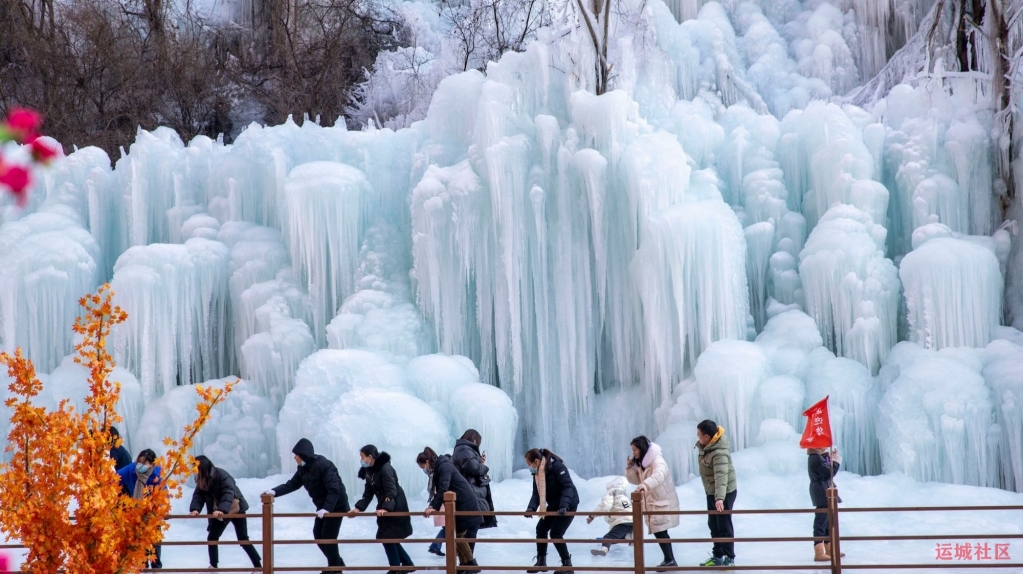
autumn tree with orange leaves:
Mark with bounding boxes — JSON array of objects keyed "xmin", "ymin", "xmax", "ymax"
[{"xmin": 0, "ymin": 284, "xmax": 235, "ymax": 573}]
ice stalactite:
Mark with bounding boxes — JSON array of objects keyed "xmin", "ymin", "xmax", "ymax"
[
  {"xmin": 636, "ymin": 196, "xmax": 752, "ymax": 410},
  {"xmin": 328, "ymin": 221, "xmax": 434, "ymax": 360},
  {"xmin": 135, "ymin": 378, "xmax": 279, "ymax": 478},
  {"xmin": 877, "ymin": 343, "xmax": 999, "ymax": 488},
  {"xmin": 900, "ymin": 233, "xmax": 1003, "ymax": 350},
  {"xmin": 799, "ymin": 204, "xmax": 899, "ymax": 374},
  {"xmin": 694, "ymin": 339, "xmax": 768, "ymax": 450},
  {"xmin": 0, "ymin": 211, "xmax": 100, "ymax": 372},
  {"xmin": 284, "ymin": 162, "xmax": 370, "ymax": 346},
  {"xmin": 983, "ymin": 339, "xmax": 1023, "ymax": 492},
  {"xmin": 110, "ymin": 239, "xmax": 232, "ymax": 401}
]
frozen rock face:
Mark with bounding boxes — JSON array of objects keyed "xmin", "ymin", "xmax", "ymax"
[
  {"xmin": 134, "ymin": 378, "xmax": 279, "ymax": 478},
  {"xmin": 900, "ymin": 236, "xmax": 1002, "ymax": 350}
]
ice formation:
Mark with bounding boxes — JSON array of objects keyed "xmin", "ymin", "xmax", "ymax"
[
  {"xmin": 134, "ymin": 378, "xmax": 279, "ymax": 478},
  {"xmin": 1, "ymin": 0, "xmax": 1021, "ymax": 491}
]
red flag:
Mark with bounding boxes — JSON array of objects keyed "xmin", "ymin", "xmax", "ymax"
[{"xmin": 799, "ymin": 396, "xmax": 833, "ymax": 449}]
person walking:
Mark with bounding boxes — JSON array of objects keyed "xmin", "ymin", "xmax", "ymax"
[
  {"xmin": 626, "ymin": 436, "xmax": 680, "ymax": 568},
  {"xmin": 808, "ymin": 447, "xmax": 844, "ymax": 562},
  {"xmin": 109, "ymin": 426, "xmax": 132, "ymax": 471},
  {"xmin": 423, "ymin": 453, "xmax": 446, "ymax": 557},
  {"xmin": 117, "ymin": 449, "xmax": 164, "ymax": 569},
  {"xmin": 696, "ymin": 420, "xmax": 737, "ymax": 567},
  {"xmin": 348, "ymin": 445, "xmax": 415, "ymax": 574},
  {"xmin": 452, "ymin": 429, "xmax": 498, "ymax": 539},
  {"xmin": 189, "ymin": 456, "xmax": 262, "ymax": 569},
  {"xmin": 585, "ymin": 476, "xmax": 633, "ymax": 557},
  {"xmin": 264, "ymin": 438, "xmax": 350, "ymax": 573},
  {"xmin": 419, "ymin": 447, "xmax": 482, "ymax": 573},
  {"xmin": 524, "ymin": 448, "xmax": 579, "ymax": 574}
]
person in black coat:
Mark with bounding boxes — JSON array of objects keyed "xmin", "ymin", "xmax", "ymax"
[
  {"xmin": 419, "ymin": 447, "xmax": 481, "ymax": 573},
  {"xmin": 807, "ymin": 447, "xmax": 844, "ymax": 562},
  {"xmin": 189, "ymin": 456, "xmax": 262, "ymax": 569},
  {"xmin": 452, "ymin": 429, "xmax": 497, "ymax": 532},
  {"xmin": 348, "ymin": 445, "xmax": 414, "ymax": 574},
  {"xmin": 265, "ymin": 438, "xmax": 350, "ymax": 572},
  {"xmin": 109, "ymin": 426, "xmax": 132, "ymax": 471},
  {"xmin": 524, "ymin": 448, "xmax": 580, "ymax": 574}
]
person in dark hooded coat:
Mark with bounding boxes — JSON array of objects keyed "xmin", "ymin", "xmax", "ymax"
[
  {"xmin": 419, "ymin": 447, "xmax": 481, "ymax": 573},
  {"xmin": 189, "ymin": 456, "xmax": 262, "ymax": 569},
  {"xmin": 108, "ymin": 426, "xmax": 132, "ymax": 471},
  {"xmin": 348, "ymin": 445, "xmax": 414, "ymax": 574},
  {"xmin": 265, "ymin": 438, "xmax": 350, "ymax": 573},
  {"xmin": 452, "ymin": 429, "xmax": 497, "ymax": 532}
]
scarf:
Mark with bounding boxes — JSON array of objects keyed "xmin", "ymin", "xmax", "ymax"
[
  {"xmin": 535, "ymin": 457, "xmax": 547, "ymax": 512},
  {"xmin": 133, "ymin": 466, "xmax": 154, "ymax": 499}
]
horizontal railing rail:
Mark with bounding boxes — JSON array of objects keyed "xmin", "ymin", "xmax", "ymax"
[{"xmin": 2, "ymin": 489, "xmax": 1021, "ymax": 572}]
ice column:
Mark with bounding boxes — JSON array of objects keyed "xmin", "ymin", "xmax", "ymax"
[
  {"xmin": 899, "ymin": 235, "xmax": 1002, "ymax": 350},
  {"xmin": 799, "ymin": 204, "xmax": 899, "ymax": 374},
  {"xmin": 284, "ymin": 162, "xmax": 369, "ymax": 346}
]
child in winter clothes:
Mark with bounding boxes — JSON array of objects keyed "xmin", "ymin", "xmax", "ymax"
[{"xmin": 586, "ymin": 476, "xmax": 633, "ymax": 556}]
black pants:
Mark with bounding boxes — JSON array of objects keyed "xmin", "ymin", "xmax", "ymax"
[
  {"xmin": 600, "ymin": 523, "xmax": 633, "ymax": 547},
  {"xmin": 208, "ymin": 517, "xmax": 261, "ymax": 567},
  {"xmin": 383, "ymin": 543, "xmax": 414, "ymax": 567},
  {"xmin": 313, "ymin": 515, "xmax": 345, "ymax": 567},
  {"xmin": 148, "ymin": 545, "xmax": 162, "ymax": 568},
  {"xmin": 536, "ymin": 513, "xmax": 575, "ymax": 560},
  {"xmin": 653, "ymin": 530, "xmax": 675, "ymax": 562},
  {"xmin": 813, "ymin": 505, "xmax": 829, "ymax": 546},
  {"xmin": 706, "ymin": 490, "xmax": 736, "ymax": 559}
]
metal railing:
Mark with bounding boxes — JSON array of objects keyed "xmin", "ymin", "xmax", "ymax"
[{"xmin": 2, "ymin": 489, "xmax": 1022, "ymax": 573}]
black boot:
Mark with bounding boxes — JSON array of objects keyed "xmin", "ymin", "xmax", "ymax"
[
  {"xmin": 554, "ymin": 554, "xmax": 573, "ymax": 574},
  {"xmin": 527, "ymin": 554, "xmax": 548, "ymax": 573},
  {"xmin": 461, "ymin": 559, "xmax": 482, "ymax": 574}
]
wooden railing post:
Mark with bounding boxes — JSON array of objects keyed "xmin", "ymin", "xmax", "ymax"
[
  {"xmin": 261, "ymin": 493, "xmax": 274, "ymax": 574},
  {"xmin": 827, "ymin": 487, "xmax": 842, "ymax": 574},
  {"xmin": 444, "ymin": 491, "xmax": 457, "ymax": 574},
  {"xmin": 632, "ymin": 490, "xmax": 645, "ymax": 574}
]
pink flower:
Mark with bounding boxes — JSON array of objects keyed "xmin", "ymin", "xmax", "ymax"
[
  {"xmin": 0, "ymin": 162, "xmax": 31, "ymax": 206},
  {"xmin": 30, "ymin": 139, "xmax": 58, "ymax": 164},
  {"xmin": 6, "ymin": 108, "xmax": 42, "ymax": 133}
]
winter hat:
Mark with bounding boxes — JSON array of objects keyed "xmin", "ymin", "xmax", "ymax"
[{"xmin": 293, "ymin": 438, "xmax": 315, "ymax": 462}]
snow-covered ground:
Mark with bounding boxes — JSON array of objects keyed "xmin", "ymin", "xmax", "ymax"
[{"xmin": 4, "ymin": 437, "xmax": 1020, "ymax": 572}]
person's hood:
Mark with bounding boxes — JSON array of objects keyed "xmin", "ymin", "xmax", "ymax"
[
  {"xmin": 436, "ymin": 454, "xmax": 454, "ymax": 467},
  {"xmin": 455, "ymin": 438, "xmax": 480, "ymax": 453},
  {"xmin": 641, "ymin": 442, "xmax": 663, "ymax": 468},
  {"xmin": 606, "ymin": 476, "xmax": 628, "ymax": 494},
  {"xmin": 293, "ymin": 438, "xmax": 315, "ymax": 462},
  {"xmin": 697, "ymin": 427, "xmax": 729, "ymax": 452}
]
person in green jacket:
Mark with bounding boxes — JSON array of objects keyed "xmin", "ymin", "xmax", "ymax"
[{"xmin": 696, "ymin": 420, "xmax": 737, "ymax": 567}]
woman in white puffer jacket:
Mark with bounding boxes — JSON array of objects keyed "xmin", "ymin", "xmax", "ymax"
[
  {"xmin": 586, "ymin": 476, "xmax": 634, "ymax": 556},
  {"xmin": 626, "ymin": 436, "xmax": 680, "ymax": 567}
]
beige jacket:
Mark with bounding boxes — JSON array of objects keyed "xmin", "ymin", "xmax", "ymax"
[{"xmin": 625, "ymin": 442, "xmax": 680, "ymax": 534}]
